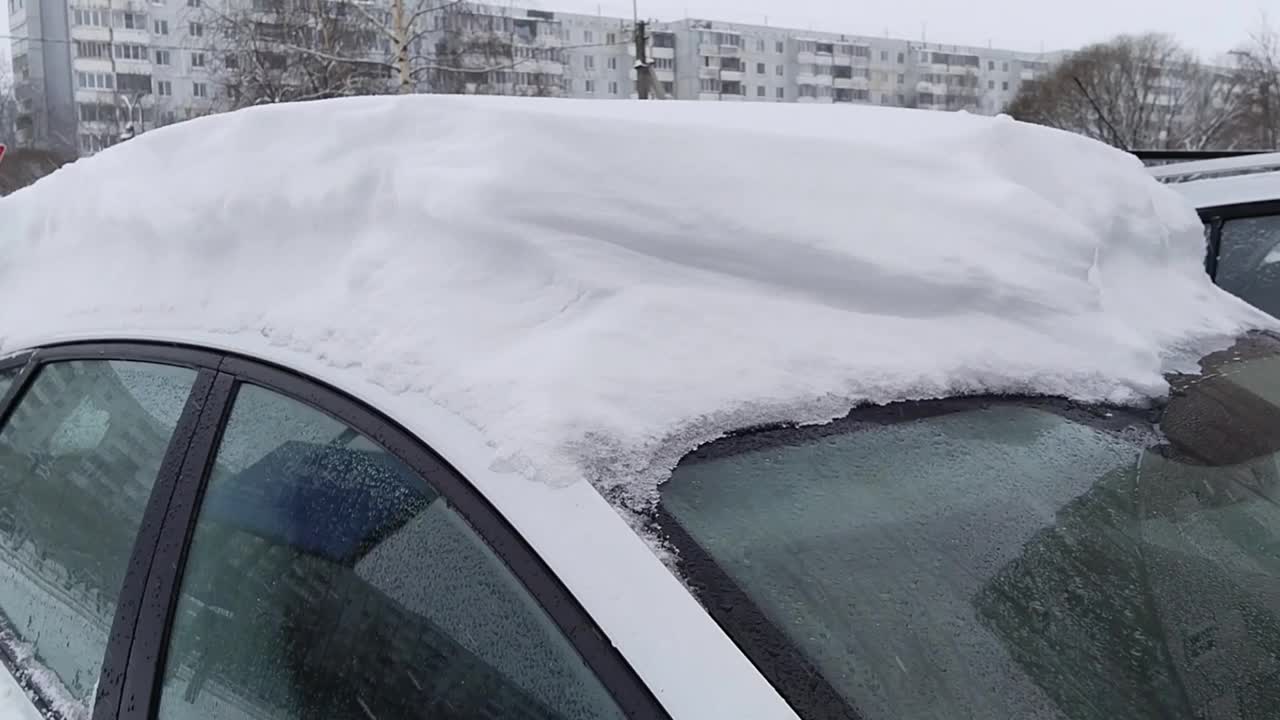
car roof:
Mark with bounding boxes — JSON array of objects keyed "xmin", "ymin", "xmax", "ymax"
[
  {"xmin": 0, "ymin": 94, "xmax": 1265, "ymax": 517},
  {"xmin": 1148, "ymin": 152, "xmax": 1280, "ymax": 211}
]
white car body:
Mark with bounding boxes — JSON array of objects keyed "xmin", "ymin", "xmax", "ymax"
[{"xmin": 0, "ymin": 96, "xmax": 1271, "ymax": 720}]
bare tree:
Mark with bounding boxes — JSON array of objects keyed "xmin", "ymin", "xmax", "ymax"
[
  {"xmin": 1229, "ymin": 19, "xmax": 1280, "ymax": 149},
  {"xmin": 1008, "ymin": 34, "xmax": 1248, "ymax": 151},
  {"xmin": 0, "ymin": 68, "xmax": 18, "ymax": 146},
  {"xmin": 202, "ymin": 0, "xmax": 406, "ymax": 109}
]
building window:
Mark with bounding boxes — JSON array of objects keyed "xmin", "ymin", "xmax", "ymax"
[
  {"xmin": 775, "ymin": 64, "xmax": 783, "ymax": 76},
  {"xmin": 73, "ymin": 8, "xmax": 110, "ymax": 26},
  {"xmin": 608, "ymin": 81, "xmax": 618, "ymax": 95},
  {"xmin": 193, "ymin": 82, "xmax": 208, "ymax": 98},
  {"xmin": 75, "ymin": 41, "xmax": 111, "ymax": 58},
  {"xmin": 755, "ymin": 62, "xmax": 765, "ymax": 74},
  {"xmin": 897, "ymin": 52, "xmax": 905, "ymax": 64},
  {"xmin": 191, "ymin": 52, "xmax": 205, "ymax": 68},
  {"xmin": 1002, "ymin": 81, "xmax": 1009, "ymax": 91},
  {"xmin": 585, "ymin": 79, "xmax": 595, "ymax": 93},
  {"xmin": 154, "ymin": 19, "xmax": 168, "ymax": 34},
  {"xmin": 225, "ymin": 53, "xmax": 240, "ymax": 69},
  {"xmin": 113, "ymin": 11, "xmax": 146, "ymax": 30},
  {"xmin": 881, "ymin": 50, "xmax": 888, "ymax": 61},
  {"xmin": 76, "ymin": 72, "xmax": 114, "ymax": 90},
  {"xmin": 584, "ymin": 55, "xmax": 594, "ymax": 70},
  {"xmin": 155, "ymin": 49, "xmax": 170, "ymax": 65},
  {"xmin": 584, "ymin": 30, "xmax": 593, "ymax": 43},
  {"xmin": 607, "ymin": 56, "xmax": 616, "ymax": 70},
  {"xmin": 988, "ymin": 80, "xmax": 995, "ymax": 89},
  {"xmin": 187, "ymin": 0, "xmax": 199, "ymax": 5},
  {"xmin": 776, "ymin": 40, "xmax": 784, "ymax": 53},
  {"xmin": 113, "ymin": 44, "xmax": 148, "ymax": 61},
  {"xmin": 157, "ymin": 79, "xmax": 172, "ymax": 96},
  {"xmin": 700, "ymin": 78, "xmax": 720, "ymax": 93},
  {"xmin": 562, "ymin": 78, "xmax": 573, "ymax": 93},
  {"xmin": 606, "ymin": 32, "xmax": 615, "ymax": 45},
  {"xmin": 661, "ymin": 80, "xmax": 674, "ymax": 96},
  {"xmin": 189, "ymin": 21, "xmax": 203, "ymax": 37},
  {"xmin": 654, "ymin": 57, "xmax": 673, "ymax": 70},
  {"xmin": 988, "ymin": 60, "xmax": 995, "ymax": 70},
  {"xmin": 776, "ymin": 87, "xmax": 784, "ymax": 99},
  {"xmin": 756, "ymin": 85, "xmax": 765, "ymax": 97},
  {"xmin": 1002, "ymin": 62, "xmax": 1009, "ymax": 72},
  {"xmin": 897, "ymin": 73, "xmax": 904, "ymax": 84}
]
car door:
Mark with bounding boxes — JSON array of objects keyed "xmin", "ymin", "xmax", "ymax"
[
  {"xmin": 1201, "ymin": 200, "xmax": 1280, "ymax": 317},
  {"xmin": 0, "ymin": 348, "xmax": 207, "ymax": 720},
  {"xmin": 0, "ymin": 342, "xmax": 668, "ymax": 720}
]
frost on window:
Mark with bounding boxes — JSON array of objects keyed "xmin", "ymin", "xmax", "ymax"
[
  {"xmin": 0, "ymin": 360, "xmax": 196, "ymax": 715},
  {"xmin": 157, "ymin": 383, "xmax": 625, "ymax": 720}
]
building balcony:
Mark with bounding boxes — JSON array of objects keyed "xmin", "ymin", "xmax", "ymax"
[
  {"xmin": 698, "ymin": 44, "xmax": 721, "ymax": 57},
  {"xmin": 833, "ymin": 77, "xmax": 853, "ymax": 89},
  {"xmin": 698, "ymin": 92, "xmax": 721, "ymax": 101},
  {"xmin": 698, "ymin": 66, "xmax": 719, "ymax": 80},
  {"xmin": 720, "ymin": 69, "xmax": 744, "ymax": 82},
  {"xmin": 652, "ymin": 47, "xmax": 675, "ymax": 59},
  {"xmin": 797, "ymin": 51, "xmax": 816, "ymax": 64},
  {"xmin": 718, "ymin": 44, "xmax": 740, "ymax": 56},
  {"xmin": 70, "ymin": 25, "xmax": 111, "ymax": 42},
  {"xmin": 721, "ymin": 93, "xmax": 744, "ymax": 101},
  {"xmin": 814, "ymin": 54, "xmax": 834, "ymax": 66},
  {"xmin": 832, "ymin": 55, "xmax": 852, "ymax": 66}
]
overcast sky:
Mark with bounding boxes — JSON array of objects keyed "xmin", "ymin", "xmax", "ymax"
[{"xmin": 543, "ymin": 0, "xmax": 1271, "ymax": 59}]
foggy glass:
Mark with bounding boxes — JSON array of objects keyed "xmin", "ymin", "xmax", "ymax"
[
  {"xmin": 157, "ymin": 383, "xmax": 625, "ymax": 720},
  {"xmin": 0, "ymin": 360, "xmax": 197, "ymax": 711},
  {"xmin": 1216, "ymin": 214, "xmax": 1280, "ymax": 317},
  {"xmin": 663, "ymin": 362, "xmax": 1280, "ymax": 720}
]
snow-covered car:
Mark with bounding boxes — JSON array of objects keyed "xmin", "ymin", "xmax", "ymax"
[
  {"xmin": 1153, "ymin": 153, "xmax": 1280, "ymax": 317},
  {"xmin": 0, "ymin": 97, "xmax": 1278, "ymax": 720}
]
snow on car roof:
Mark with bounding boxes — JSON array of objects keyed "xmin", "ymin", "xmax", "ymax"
[{"xmin": 0, "ymin": 95, "xmax": 1269, "ymax": 511}]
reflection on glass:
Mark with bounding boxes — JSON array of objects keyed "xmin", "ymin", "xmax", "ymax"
[
  {"xmin": 1217, "ymin": 214, "xmax": 1280, "ymax": 317},
  {"xmin": 158, "ymin": 384, "xmax": 624, "ymax": 720},
  {"xmin": 0, "ymin": 360, "xmax": 196, "ymax": 711},
  {"xmin": 663, "ymin": 344, "xmax": 1280, "ymax": 720}
]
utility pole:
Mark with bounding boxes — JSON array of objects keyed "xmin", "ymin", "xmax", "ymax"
[
  {"xmin": 393, "ymin": 0, "xmax": 411, "ymax": 94},
  {"xmin": 634, "ymin": 20, "xmax": 649, "ymax": 99}
]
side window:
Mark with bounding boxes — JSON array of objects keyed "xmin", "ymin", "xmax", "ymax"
[
  {"xmin": 157, "ymin": 383, "xmax": 626, "ymax": 720},
  {"xmin": 0, "ymin": 365, "xmax": 19, "ymax": 399},
  {"xmin": 1215, "ymin": 214, "xmax": 1280, "ymax": 317},
  {"xmin": 0, "ymin": 360, "xmax": 197, "ymax": 713}
]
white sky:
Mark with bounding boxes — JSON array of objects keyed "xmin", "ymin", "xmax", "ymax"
[{"xmin": 544, "ymin": 0, "xmax": 1272, "ymax": 59}]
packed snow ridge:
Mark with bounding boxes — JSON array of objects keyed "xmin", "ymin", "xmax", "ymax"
[{"xmin": 0, "ymin": 96, "xmax": 1270, "ymax": 508}]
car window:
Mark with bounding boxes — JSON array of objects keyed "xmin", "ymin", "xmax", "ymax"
[
  {"xmin": 157, "ymin": 382, "xmax": 627, "ymax": 720},
  {"xmin": 659, "ymin": 334, "xmax": 1280, "ymax": 720},
  {"xmin": 1215, "ymin": 214, "xmax": 1280, "ymax": 316},
  {"xmin": 0, "ymin": 366, "xmax": 18, "ymax": 401},
  {"xmin": 0, "ymin": 360, "xmax": 197, "ymax": 715}
]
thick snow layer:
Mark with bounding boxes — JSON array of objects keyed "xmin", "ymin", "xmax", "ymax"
[{"xmin": 0, "ymin": 96, "xmax": 1270, "ymax": 510}]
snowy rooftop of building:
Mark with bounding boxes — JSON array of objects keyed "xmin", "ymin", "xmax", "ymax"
[{"xmin": 0, "ymin": 95, "xmax": 1269, "ymax": 509}]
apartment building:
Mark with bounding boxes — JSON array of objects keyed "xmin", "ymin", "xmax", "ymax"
[
  {"xmin": 8, "ymin": 0, "xmax": 217, "ymax": 155},
  {"xmin": 5, "ymin": 0, "xmax": 1057, "ymax": 158}
]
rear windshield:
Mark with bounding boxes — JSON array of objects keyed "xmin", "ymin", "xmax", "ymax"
[{"xmin": 658, "ymin": 333, "xmax": 1280, "ymax": 720}]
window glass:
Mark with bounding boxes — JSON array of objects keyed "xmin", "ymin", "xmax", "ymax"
[
  {"xmin": 0, "ymin": 366, "xmax": 18, "ymax": 399},
  {"xmin": 0, "ymin": 360, "xmax": 197, "ymax": 712},
  {"xmin": 1216, "ymin": 214, "xmax": 1280, "ymax": 317},
  {"xmin": 660, "ymin": 335, "xmax": 1280, "ymax": 720},
  {"xmin": 158, "ymin": 384, "xmax": 625, "ymax": 720}
]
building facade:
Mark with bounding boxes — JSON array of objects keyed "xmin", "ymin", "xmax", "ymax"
[{"xmin": 5, "ymin": 0, "xmax": 1058, "ymax": 158}]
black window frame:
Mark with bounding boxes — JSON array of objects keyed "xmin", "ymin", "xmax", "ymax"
[
  {"xmin": 1199, "ymin": 198, "xmax": 1280, "ymax": 282},
  {"xmin": 0, "ymin": 341, "xmax": 667, "ymax": 720}
]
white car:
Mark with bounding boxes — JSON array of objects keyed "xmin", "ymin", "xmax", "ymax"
[
  {"xmin": 0, "ymin": 96, "xmax": 1276, "ymax": 720},
  {"xmin": 1152, "ymin": 153, "xmax": 1280, "ymax": 317}
]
